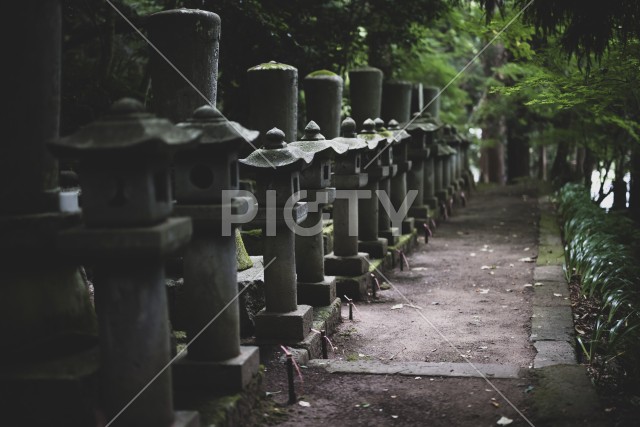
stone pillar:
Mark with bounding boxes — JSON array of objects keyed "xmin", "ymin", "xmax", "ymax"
[
  {"xmin": 170, "ymin": 106, "xmax": 260, "ymax": 394},
  {"xmin": 289, "ymin": 121, "xmax": 348, "ymax": 306},
  {"xmin": 248, "ymin": 62, "xmax": 298, "ymax": 147},
  {"xmin": 325, "ymin": 118, "xmax": 371, "ymax": 300},
  {"xmin": 51, "ymin": 99, "xmax": 200, "ymax": 426},
  {"xmin": 147, "ymin": 9, "xmax": 220, "ymax": 123},
  {"xmin": 0, "ymin": 4, "xmax": 97, "ymax": 424},
  {"xmin": 349, "ymin": 66, "xmax": 383, "ymax": 129},
  {"xmin": 381, "ymin": 80, "xmax": 412, "ymax": 123},
  {"xmin": 374, "ymin": 118, "xmax": 400, "ymax": 246},
  {"xmin": 240, "ymin": 129, "xmax": 314, "ymax": 343},
  {"xmin": 357, "ymin": 119, "xmax": 389, "ymax": 259},
  {"xmin": 304, "ymin": 71, "xmax": 343, "ymax": 139}
]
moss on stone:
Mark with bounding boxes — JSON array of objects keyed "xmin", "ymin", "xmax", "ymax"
[
  {"xmin": 248, "ymin": 61, "xmax": 296, "ymax": 71},
  {"xmin": 236, "ymin": 228, "xmax": 254, "ymax": 271},
  {"xmin": 368, "ymin": 258, "xmax": 383, "ymax": 272},
  {"xmin": 307, "ymin": 69, "xmax": 338, "ymax": 78}
]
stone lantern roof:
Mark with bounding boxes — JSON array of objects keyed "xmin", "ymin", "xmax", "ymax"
[
  {"xmin": 289, "ymin": 121, "xmax": 348, "ymax": 157},
  {"xmin": 331, "ymin": 118, "xmax": 369, "ymax": 151},
  {"xmin": 387, "ymin": 119, "xmax": 411, "ymax": 144},
  {"xmin": 49, "ymin": 98, "xmax": 200, "ymax": 159},
  {"xmin": 239, "ymin": 128, "xmax": 313, "ymax": 169},
  {"xmin": 358, "ymin": 118, "xmax": 387, "ymax": 150},
  {"xmin": 176, "ymin": 105, "xmax": 258, "ymax": 147}
]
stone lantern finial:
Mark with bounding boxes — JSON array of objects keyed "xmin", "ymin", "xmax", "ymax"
[
  {"xmin": 302, "ymin": 121, "xmax": 325, "ymax": 141},
  {"xmin": 341, "ymin": 117, "xmax": 357, "ymax": 138},
  {"xmin": 264, "ymin": 128, "xmax": 287, "ymax": 149}
]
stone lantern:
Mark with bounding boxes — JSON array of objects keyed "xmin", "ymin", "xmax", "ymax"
[
  {"xmin": 304, "ymin": 70, "xmax": 343, "ymax": 139},
  {"xmin": 170, "ymin": 105, "xmax": 260, "ymax": 394},
  {"xmin": 374, "ymin": 117, "xmax": 400, "ymax": 246},
  {"xmin": 325, "ymin": 118, "xmax": 371, "ymax": 300},
  {"xmin": 50, "ymin": 98, "xmax": 200, "ymax": 426},
  {"xmin": 239, "ymin": 128, "xmax": 314, "ymax": 343},
  {"xmin": 387, "ymin": 119, "xmax": 414, "ymax": 234},
  {"xmin": 404, "ymin": 115, "xmax": 437, "ymax": 226},
  {"xmin": 459, "ymin": 130, "xmax": 474, "ymax": 193},
  {"xmin": 357, "ymin": 119, "xmax": 389, "ymax": 258},
  {"xmin": 289, "ymin": 121, "xmax": 348, "ymax": 306},
  {"xmin": 436, "ymin": 139, "xmax": 456, "ymax": 217},
  {"xmin": 423, "ymin": 121, "xmax": 443, "ymax": 214}
]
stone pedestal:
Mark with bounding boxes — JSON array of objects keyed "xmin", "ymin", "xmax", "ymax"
[{"xmin": 58, "ymin": 219, "xmax": 197, "ymax": 427}]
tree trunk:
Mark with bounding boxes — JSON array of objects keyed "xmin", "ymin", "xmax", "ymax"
[
  {"xmin": 506, "ymin": 116, "xmax": 530, "ymax": 182},
  {"xmin": 550, "ymin": 141, "xmax": 571, "ymax": 185},
  {"xmin": 612, "ymin": 154, "xmax": 628, "ymax": 212}
]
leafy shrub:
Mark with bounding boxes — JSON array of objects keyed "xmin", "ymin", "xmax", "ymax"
[{"xmin": 558, "ymin": 183, "xmax": 640, "ymax": 383}]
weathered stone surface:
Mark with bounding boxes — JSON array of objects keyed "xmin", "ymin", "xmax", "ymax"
[
  {"xmin": 254, "ymin": 305, "xmax": 314, "ymax": 342},
  {"xmin": 530, "ymin": 306, "xmax": 574, "ymax": 343},
  {"xmin": 297, "ymin": 276, "xmax": 337, "ymax": 307},
  {"xmin": 325, "ymin": 252, "xmax": 370, "ymax": 276},
  {"xmin": 335, "ymin": 273, "xmax": 371, "ymax": 301},
  {"xmin": 309, "ymin": 360, "xmax": 523, "ymax": 379},
  {"xmin": 173, "ymin": 346, "xmax": 260, "ymax": 393},
  {"xmin": 533, "ymin": 341, "xmax": 576, "ymax": 368},
  {"xmin": 533, "ymin": 265, "xmax": 565, "ymax": 282},
  {"xmin": 358, "ymin": 237, "xmax": 389, "ymax": 259}
]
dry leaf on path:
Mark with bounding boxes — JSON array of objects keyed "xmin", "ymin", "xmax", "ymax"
[
  {"xmin": 518, "ymin": 257, "xmax": 535, "ymax": 262},
  {"xmin": 496, "ymin": 416, "xmax": 513, "ymax": 425},
  {"xmin": 299, "ymin": 401, "xmax": 311, "ymax": 407},
  {"xmin": 391, "ymin": 304, "xmax": 403, "ymax": 310}
]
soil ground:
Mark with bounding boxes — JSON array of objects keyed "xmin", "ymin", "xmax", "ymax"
[{"xmin": 257, "ymin": 184, "xmax": 612, "ymax": 427}]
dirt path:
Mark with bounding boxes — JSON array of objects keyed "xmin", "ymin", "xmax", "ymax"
[{"xmin": 258, "ymin": 185, "xmax": 568, "ymax": 426}]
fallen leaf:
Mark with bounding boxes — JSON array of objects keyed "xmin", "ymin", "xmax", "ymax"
[
  {"xmin": 358, "ymin": 353, "xmax": 365, "ymax": 357},
  {"xmin": 412, "ymin": 267, "xmax": 427, "ymax": 271},
  {"xmin": 490, "ymin": 401, "xmax": 500, "ymax": 408},
  {"xmin": 478, "ymin": 289, "xmax": 490, "ymax": 294},
  {"xmin": 391, "ymin": 304, "xmax": 403, "ymax": 310},
  {"xmin": 457, "ymin": 231, "xmax": 464, "ymax": 235},
  {"xmin": 534, "ymin": 282, "xmax": 543, "ymax": 286},
  {"xmin": 391, "ymin": 395, "xmax": 397, "ymax": 399},
  {"xmin": 431, "ymin": 302, "xmax": 440, "ymax": 305},
  {"xmin": 391, "ymin": 415, "xmax": 399, "ymax": 419},
  {"xmin": 518, "ymin": 257, "xmax": 535, "ymax": 263},
  {"xmin": 299, "ymin": 400, "xmax": 311, "ymax": 407},
  {"xmin": 414, "ymin": 376, "xmax": 422, "ymax": 380},
  {"xmin": 524, "ymin": 247, "xmax": 530, "ymax": 251},
  {"xmin": 470, "ymin": 252, "xmax": 477, "ymax": 257},
  {"xmin": 361, "ymin": 403, "xmax": 370, "ymax": 408},
  {"xmin": 497, "ymin": 416, "xmax": 513, "ymax": 425},
  {"xmin": 553, "ymin": 293, "xmax": 562, "ymax": 297},
  {"xmin": 523, "ymin": 283, "xmax": 533, "ymax": 288},
  {"xmin": 575, "ymin": 327, "xmax": 586, "ymax": 335}
]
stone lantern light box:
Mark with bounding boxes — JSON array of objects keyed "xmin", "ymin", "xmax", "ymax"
[
  {"xmin": 331, "ymin": 118, "xmax": 368, "ymax": 176},
  {"xmin": 289, "ymin": 121, "xmax": 348, "ymax": 189},
  {"xmin": 48, "ymin": 98, "xmax": 200, "ymax": 227},
  {"xmin": 239, "ymin": 128, "xmax": 314, "ymax": 206},
  {"xmin": 174, "ymin": 105, "xmax": 259, "ymax": 204}
]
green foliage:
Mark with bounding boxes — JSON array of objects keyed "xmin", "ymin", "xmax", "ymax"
[{"xmin": 558, "ymin": 183, "xmax": 640, "ymax": 381}]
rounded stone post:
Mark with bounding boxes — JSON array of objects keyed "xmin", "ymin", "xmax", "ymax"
[
  {"xmin": 411, "ymin": 83, "xmax": 424, "ymax": 116},
  {"xmin": 423, "ymin": 86, "xmax": 441, "ymax": 118},
  {"xmin": 304, "ymin": 71, "xmax": 343, "ymax": 139},
  {"xmin": 248, "ymin": 62, "xmax": 298, "ymax": 145},
  {"xmin": 382, "ymin": 80, "xmax": 412, "ymax": 123},
  {"xmin": 349, "ymin": 67, "xmax": 383, "ymax": 128},
  {"xmin": 4, "ymin": 0, "xmax": 61, "ymax": 213},
  {"xmin": 147, "ymin": 9, "xmax": 220, "ymax": 123}
]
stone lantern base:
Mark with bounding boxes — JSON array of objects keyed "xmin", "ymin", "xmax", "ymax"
[
  {"xmin": 297, "ymin": 276, "xmax": 337, "ymax": 307},
  {"xmin": 325, "ymin": 251, "xmax": 371, "ymax": 300},
  {"xmin": 380, "ymin": 227, "xmax": 401, "ymax": 246},
  {"xmin": 402, "ymin": 217, "xmax": 416, "ymax": 234},
  {"xmin": 254, "ymin": 305, "xmax": 314, "ymax": 343},
  {"xmin": 358, "ymin": 237, "xmax": 388, "ymax": 259},
  {"xmin": 409, "ymin": 204, "xmax": 430, "ymax": 219},
  {"xmin": 172, "ymin": 346, "xmax": 260, "ymax": 394}
]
